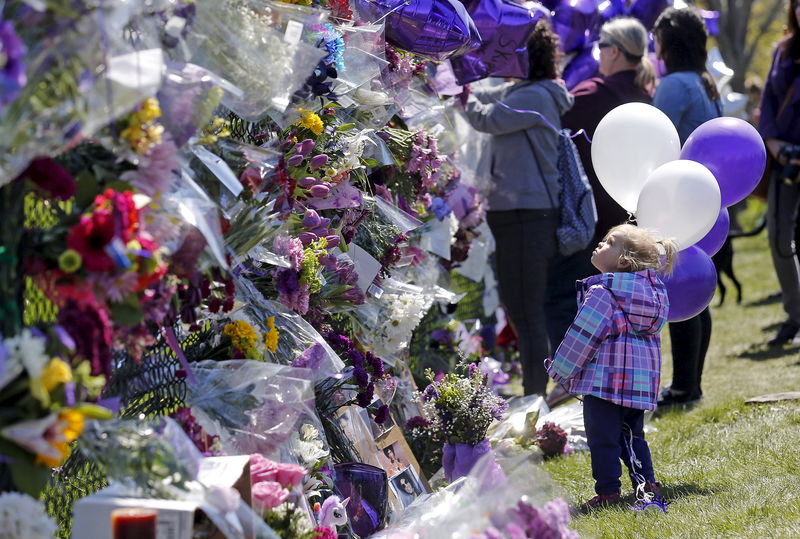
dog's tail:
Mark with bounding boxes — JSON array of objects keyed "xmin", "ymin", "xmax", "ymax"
[{"xmin": 729, "ymin": 215, "xmax": 766, "ymax": 239}]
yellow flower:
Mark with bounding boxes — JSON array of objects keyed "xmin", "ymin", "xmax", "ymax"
[
  {"xmin": 137, "ymin": 97, "xmax": 162, "ymax": 123},
  {"xmin": 295, "ymin": 109, "xmax": 324, "ymax": 136},
  {"xmin": 264, "ymin": 316, "xmax": 279, "ymax": 353},
  {"xmin": 41, "ymin": 358, "xmax": 72, "ymax": 392},
  {"xmin": 35, "ymin": 410, "xmax": 85, "ymax": 468},
  {"xmin": 223, "ymin": 320, "xmax": 260, "ymax": 344},
  {"xmin": 58, "ymin": 249, "xmax": 82, "ymax": 273}
]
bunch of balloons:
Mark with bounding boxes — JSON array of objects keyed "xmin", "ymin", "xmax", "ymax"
[{"xmin": 592, "ymin": 103, "xmax": 766, "ymax": 321}]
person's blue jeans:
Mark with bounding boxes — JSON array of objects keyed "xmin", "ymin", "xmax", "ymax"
[{"xmin": 583, "ymin": 395, "xmax": 656, "ymax": 495}]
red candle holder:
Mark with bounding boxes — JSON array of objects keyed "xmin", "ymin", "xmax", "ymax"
[{"xmin": 111, "ymin": 507, "xmax": 157, "ymax": 539}]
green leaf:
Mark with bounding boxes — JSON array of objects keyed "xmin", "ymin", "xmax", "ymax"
[
  {"xmin": 74, "ymin": 169, "xmax": 98, "ymax": 210},
  {"xmin": 362, "ymin": 158, "xmax": 379, "ymax": 168},
  {"xmin": 109, "ymin": 294, "xmax": 144, "ymax": 326},
  {"xmin": 73, "ymin": 403, "xmax": 114, "ymax": 419},
  {"xmin": 9, "ymin": 455, "xmax": 52, "ymax": 497},
  {"xmin": 336, "ymin": 123, "xmax": 356, "ymax": 132}
]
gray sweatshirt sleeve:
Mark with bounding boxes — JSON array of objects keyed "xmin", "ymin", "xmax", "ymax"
[{"xmin": 463, "ymin": 86, "xmax": 550, "ymax": 135}]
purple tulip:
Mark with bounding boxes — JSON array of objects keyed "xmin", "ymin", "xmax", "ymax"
[
  {"xmin": 302, "ymin": 209, "xmax": 322, "ymax": 229},
  {"xmin": 299, "ymin": 232, "xmax": 318, "ymax": 245},
  {"xmin": 310, "ymin": 154, "xmax": 329, "ymax": 169},
  {"xmin": 299, "ymin": 176, "xmax": 317, "ymax": 188},
  {"xmin": 325, "ymin": 235, "xmax": 340, "ymax": 248},
  {"xmin": 299, "ymin": 139, "xmax": 315, "ymax": 155},
  {"xmin": 309, "ymin": 184, "xmax": 330, "ymax": 198},
  {"xmin": 287, "ymin": 154, "xmax": 305, "ymax": 167}
]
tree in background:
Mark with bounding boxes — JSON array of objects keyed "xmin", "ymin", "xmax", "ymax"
[{"xmin": 703, "ymin": 0, "xmax": 786, "ymax": 90}]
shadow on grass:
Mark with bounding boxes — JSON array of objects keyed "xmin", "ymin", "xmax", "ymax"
[
  {"xmin": 760, "ymin": 321, "xmax": 783, "ymax": 334},
  {"xmin": 735, "ymin": 343, "xmax": 800, "ymax": 361},
  {"xmin": 574, "ymin": 483, "xmax": 713, "ymax": 517},
  {"xmin": 746, "ymin": 291, "xmax": 782, "ymax": 307}
]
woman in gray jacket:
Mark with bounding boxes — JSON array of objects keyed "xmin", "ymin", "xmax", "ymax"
[{"xmin": 462, "ymin": 20, "xmax": 574, "ymax": 396}]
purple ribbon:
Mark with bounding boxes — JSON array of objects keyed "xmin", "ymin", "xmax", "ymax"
[
  {"xmin": 160, "ymin": 325, "xmax": 197, "ymax": 384},
  {"xmin": 495, "ymin": 101, "xmax": 593, "ymax": 144}
]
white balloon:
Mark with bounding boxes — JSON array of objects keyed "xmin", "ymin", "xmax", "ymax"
[
  {"xmin": 636, "ymin": 160, "xmax": 721, "ymax": 249},
  {"xmin": 591, "ymin": 103, "xmax": 681, "ymax": 213}
]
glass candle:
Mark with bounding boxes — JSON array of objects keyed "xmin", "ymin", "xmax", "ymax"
[{"xmin": 111, "ymin": 507, "xmax": 157, "ymax": 539}]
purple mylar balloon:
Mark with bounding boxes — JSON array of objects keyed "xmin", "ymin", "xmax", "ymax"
[
  {"xmin": 694, "ymin": 207, "xmax": 729, "ymax": 256},
  {"xmin": 355, "ymin": 0, "xmax": 481, "ymax": 61},
  {"xmin": 663, "ymin": 246, "xmax": 717, "ymax": 322},
  {"xmin": 553, "ymin": 0, "xmax": 598, "ymax": 53},
  {"xmin": 591, "ymin": 0, "xmax": 625, "ymax": 41},
  {"xmin": 450, "ymin": 0, "xmax": 548, "ymax": 84},
  {"xmin": 627, "ymin": 0, "xmax": 668, "ymax": 30},
  {"xmin": 698, "ymin": 8, "xmax": 720, "ymax": 37},
  {"xmin": 680, "ymin": 117, "xmax": 767, "ymax": 207},
  {"xmin": 563, "ymin": 45, "xmax": 599, "ymax": 89}
]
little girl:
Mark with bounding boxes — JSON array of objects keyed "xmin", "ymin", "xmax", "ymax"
[{"xmin": 544, "ymin": 224, "xmax": 677, "ymax": 510}]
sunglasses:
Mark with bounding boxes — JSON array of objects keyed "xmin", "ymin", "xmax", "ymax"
[{"xmin": 598, "ymin": 41, "xmax": 615, "ymax": 49}]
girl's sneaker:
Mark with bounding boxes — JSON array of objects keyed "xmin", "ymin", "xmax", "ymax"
[{"xmin": 579, "ymin": 492, "xmax": 621, "ymax": 512}]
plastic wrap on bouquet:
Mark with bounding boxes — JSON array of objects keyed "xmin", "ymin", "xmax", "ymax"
[
  {"xmin": 333, "ymin": 463, "xmax": 389, "ymax": 537},
  {"xmin": 373, "ymin": 453, "xmax": 575, "ymax": 537},
  {"xmin": 0, "ymin": 3, "xmax": 162, "ymax": 184},
  {"xmin": 185, "ymin": 360, "xmax": 317, "ymax": 457},
  {"xmin": 187, "ymin": 0, "xmax": 325, "ymax": 120},
  {"xmin": 157, "ymin": 63, "xmax": 223, "ymax": 148},
  {"xmin": 235, "ymin": 281, "xmax": 346, "ymax": 376},
  {"xmin": 78, "ymin": 417, "xmax": 280, "ymax": 539},
  {"xmin": 354, "ymin": 0, "xmax": 481, "ymax": 61},
  {"xmin": 336, "ymin": 24, "xmax": 390, "ymax": 90}
]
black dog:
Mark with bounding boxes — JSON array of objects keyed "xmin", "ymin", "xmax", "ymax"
[{"xmin": 712, "ymin": 218, "xmax": 766, "ymax": 306}]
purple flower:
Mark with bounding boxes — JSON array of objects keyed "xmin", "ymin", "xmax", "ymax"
[
  {"xmin": 0, "ymin": 19, "xmax": 26, "ymax": 108},
  {"xmin": 366, "ymin": 352, "xmax": 384, "ymax": 378},
  {"xmin": 324, "ymin": 235, "xmax": 340, "ymax": 248},
  {"xmin": 275, "ymin": 268, "xmax": 300, "ymax": 294},
  {"xmin": 309, "ymin": 184, "xmax": 330, "ymax": 198},
  {"xmin": 302, "ymin": 209, "xmax": 322, "ymax": 229},
  {"xmin": 404, "ymin": 416, "xmax": 430, "ymax": 430},
  {"xmin": 429, "ymin": 197, "xmax": 451, "ymax": 221},
  {"xmin": 352, "ymin": 365, "xmax": 369, "ymax": 388},
  {"xmin": 287, "ymin": 154, "xmax": 305, "ymax": 167},
  {"xmin": 310, "ymin": 154, "xmax": 329, "ymax": 169},
  {"xmin": 356, "ymin": 382, "xmax": 374, "ymax": 407},
  {"xmin": 299, "ymin": 176, "xmax": 317, "ymax": 188},
  {"xmin": 347, "ymin": 349, "xmax": 364, "ymax": 367},
  {"xmin": 298, "ymin": 139, "xmax": 315, "ymax": 155},
  {"xmin": 292, "ymin": 343, "xmax": 327, "ymax": 370},
  {"xmin": 58, "ymin": 300, "xmax": 113, "ymax": 376},
  {"xmin": 373, "ymin": 404, "xmax": 390, "ymax": 424}
]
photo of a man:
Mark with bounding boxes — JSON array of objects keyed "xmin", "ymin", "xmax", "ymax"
[
  {"xmin": 389, "ymin": 468, "xmax": 424, "ymax": 508},
  {"xmin": 377, "ymin": 441, "xmax": 410, "ymax": 478}
]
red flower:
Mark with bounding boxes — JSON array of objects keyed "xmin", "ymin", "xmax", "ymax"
[
  {"xmin": 17, "ymin": 156, "xmax": 76, "ymax": 200},
  {"xmin": 67, "ymin": 211, "xmax": 115, "ymax": 272}
]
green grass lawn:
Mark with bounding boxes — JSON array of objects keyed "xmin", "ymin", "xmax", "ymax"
[{"xmin": 543, "ymin": 204, "xmax": 800, "ymax": 538}]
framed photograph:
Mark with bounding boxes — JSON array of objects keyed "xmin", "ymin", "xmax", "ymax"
[
  {"xmin": 335, "ymin": 406, "xmax": 380, "ymax": 466},
  {"xmin": 366, "ymin": 397, "xmax": 397, "ymax": 440},
  {"xmin": 376, "ymin": 439, "xmax": 412, "ymax": 478},
  {"xmin": 375, "ymin": 429, "xmax": 430, "ymax": 495},
  {"xmin": 388, "ymin": 466, "xmax": 426, "ymax": 508}
]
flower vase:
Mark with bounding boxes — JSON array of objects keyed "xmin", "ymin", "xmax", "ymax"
[
  {"xmin": 333, "ymin": 463, "xmax": 388, "ymax": 538},
  {"xmin": 442, "ymin": 438, "xmax": 505, "ymax": 487}
]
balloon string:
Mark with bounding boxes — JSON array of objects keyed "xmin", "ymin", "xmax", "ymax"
[
  {"xmin": 495, "ymin": 101, "xmax": 593, "ymax": 144},
  {"xmin": 363, "ymin": 0, "xmax": 412, "ymax": 26}
]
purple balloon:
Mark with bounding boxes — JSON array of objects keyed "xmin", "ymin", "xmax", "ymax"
[
  {"xmin": 591, "ymin": 0, "xmax": 625, "ymax": 40},
  {"xmin": 553, "ymin": 0, "xmax": 598, "ymax": 53},
  {"xmin": 680, "ymin": 117, "xmax": 767, "ymax": 207},
  {"xmin": 539, "ymin": 0, "xmax": 560, "ymax": 10},
  {"xmin": 698, "ymin": 8, "xmax": 720, "ymax": 37},
  {"xmin": 450, "ymin": 0, "xmax": 548, "ymax": 84},
  {"xmin": 355, "ymin": 0, "xmax": 481, "ymax": 61},
  {"xmin": 626, "ymin": 0, "xmax": 668, "ymax": 30},
  {"xmin": 562, "ymin": 45, "xmax": 599, "ymax": 90},
  {"xmin": 662, "ymin": 246, "xmax": 717, "ymax": 322},
  {"xmin": 694, "ymin": 207, "xmax": 729, "ymax": 256}
]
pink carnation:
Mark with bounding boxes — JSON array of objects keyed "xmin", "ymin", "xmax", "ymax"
[
  {"xmin": 250, "ymin": 454, "xmax": 279, "ymax": 484},
  {"xmin": 252, "ymin": 481, "xmax": 290, "ymax": 512},
  {"xmin": 274, "ymin": 462, "xmax": 307, "ymax": 488},
  {"xmin": 314, "ymin": 526, "xmax": 337, "ymax": 539}
]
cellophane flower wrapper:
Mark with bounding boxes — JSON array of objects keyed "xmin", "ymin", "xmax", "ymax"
[
  {"xmin": 404, "ymin": 99, "xmax": 466, "ymax": 157},
  {"xmin": 78, "ymin": 417, "xmax": 280, "ymax": 539},
  {"xmin": 335, "ymin": 23, "xmax": 389, "ymax": 91},
  {"xmin": 236, "ymin": 280, "xmax": 346, "ymax": 377},
  {"xmin": 186, "ymin": 0, "xmax": 326, "ymax": 120},
  {"xmin": 0, "ymin": 1, "xmax": 160, "ymax": 183},
  {"xmin": 162, "ymin": 165, "xmax": 229, "ymax": 268},
  {"xmin": 157, "ymin": 62, "xmax": 224, "ymax": 148},
  {"xmin": 185, "ymin": 359, "xmax": 316, "ymax": 457},
  {"xmin": 353, "ymin": 277, "xmax": 434, "ymax": 363},
  {"xmin": 367, "ymin": 193, "xmax": 423, "ymax": 234},
  {"xmin": 78, "ymin": 417, "xmax": 204, "ymax": 499},
  {"xmin": 374, "ymin": 453, "xmax": 574, "ymax": 537}
]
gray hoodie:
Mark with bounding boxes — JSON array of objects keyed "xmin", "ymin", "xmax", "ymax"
[{"xmin": 464, "ymin": 79, "xmax": 574, "ymax": 211}]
